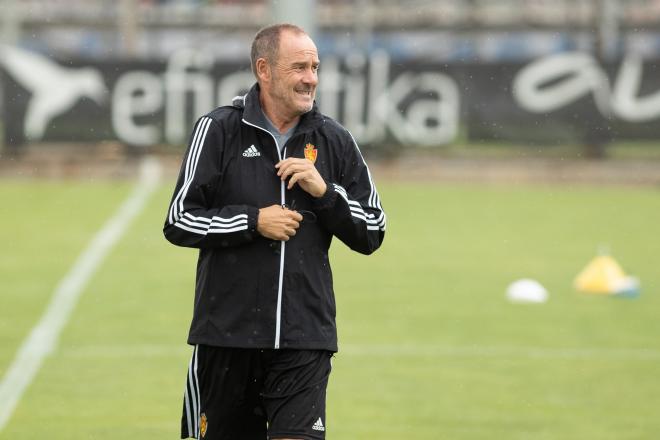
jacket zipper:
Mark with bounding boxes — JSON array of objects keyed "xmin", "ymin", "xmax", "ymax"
[{"xmin": 241, "ymin": 118, "xmax": 286, "ymax": 349}]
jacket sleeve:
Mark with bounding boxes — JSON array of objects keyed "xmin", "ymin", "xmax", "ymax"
[
  {"xmin": 163, "ymin": 116, "xmax": 260, "ymax": 249},
  {"xmin": 312, "ymin": 133, "xmax": 386, "ymax": 255}
]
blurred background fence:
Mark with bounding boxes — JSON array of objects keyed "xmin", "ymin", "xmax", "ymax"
[{"xmin": 2, "ymin": 0, "xmax": 660, "ymax": 157}]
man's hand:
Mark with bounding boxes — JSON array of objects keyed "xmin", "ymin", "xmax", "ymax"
[
  {"xmin": 257, "ymin": 205, "xmax": 303, "ymax": 241},
  {"xmin": 275, "ymin": 158, "xmax": 327, "ymax": 198}
]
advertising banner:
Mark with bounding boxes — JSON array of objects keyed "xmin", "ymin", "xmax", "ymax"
[{"xmin": 2, "ymin": 46, "xmax": 660, "ymax": 149}]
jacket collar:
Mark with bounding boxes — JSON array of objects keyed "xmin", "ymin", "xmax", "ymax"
[{"xmin": 236, "ymin": 83, "xmax": 324, "ymax": 135}]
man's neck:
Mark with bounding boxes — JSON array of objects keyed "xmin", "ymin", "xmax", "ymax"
[{"xmin": 259, "ymin": 95, "xmax": 300, "ymax": 134}]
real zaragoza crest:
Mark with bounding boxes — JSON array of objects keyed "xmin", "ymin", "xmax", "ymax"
[
  {"xmin": 200, "ymin": 413, "xmax": 208, "ymax": 437},
  {"xmin": 304, "ymin": 143, "xmax": 318, "ymax": 164}
]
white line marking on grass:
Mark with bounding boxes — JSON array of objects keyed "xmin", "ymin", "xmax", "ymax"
[{"xmin": 0, "ymin": 157, "xmax": 161, "ymax": 432}]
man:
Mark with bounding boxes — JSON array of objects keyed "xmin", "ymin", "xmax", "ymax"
[{"xmin": 164, "ymin": 23, "xmax": 385, "ymax": 440}]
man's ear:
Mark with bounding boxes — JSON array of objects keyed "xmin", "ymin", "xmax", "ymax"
[{"xmin": 255, "ymin": 58, "xmax": 271, "ymax": 83}]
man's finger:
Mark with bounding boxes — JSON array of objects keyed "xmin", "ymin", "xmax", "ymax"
[
  {"xmin": 277, "ymin": 159, "xmax": 312, "ymax": 174},
  {"xmin": 279, "ymin": 163, "xmax": 307, "ymax": 179},
  {"xmin": 282, "ymin": 215, "xmax": 300, "ymax": 229},
  {"xmin": 277, "ymin": 163, "xmax": 295, "ymax": 178},
  {"xmin": 284, "ymin": 210, "xmax": 303, "ymax": 222},
  {"xmin": 287, "ymin": 173, "xmax": 301, "ymax": 189},
  {"xmin": 275, "ymin": 159, "xmax": 295, "ymax": 174},
  {"xmin": 276, "ymin": 157, "xmax": 303, "ymax": 168},
  {"xmin": 285, "ymin": 218, "xmax": 300, "ymax": 229},
  {"xmin": 282, "ymin": 169, "xmax": 303, "ymax": 183},
  {"xmin": 292, "ymin": 171, "xmax": 313, "ymax": 187}
]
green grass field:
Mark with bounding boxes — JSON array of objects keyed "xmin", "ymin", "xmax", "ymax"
[{"xmin": 1, "ymin": 174, "xmax": 659, "ymax": 439}]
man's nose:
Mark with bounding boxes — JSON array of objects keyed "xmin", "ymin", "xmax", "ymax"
[{"xmin": 302, "ymin": 68, "xmax": 318, "ymax": 85}]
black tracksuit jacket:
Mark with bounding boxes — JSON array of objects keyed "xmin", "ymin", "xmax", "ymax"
[{"xmin": 164, "ymin": 83, "xmax": 386, "ymax": 352}]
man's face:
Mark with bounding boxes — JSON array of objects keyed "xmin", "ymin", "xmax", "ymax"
[{"xmin": 267, "ymin": 31, "xmax": 319, "ymax": 117}]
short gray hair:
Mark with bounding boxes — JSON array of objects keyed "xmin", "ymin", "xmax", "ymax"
[{"xmin": 250, "ymin": 23, "xmax": 307, "ymax": 78}]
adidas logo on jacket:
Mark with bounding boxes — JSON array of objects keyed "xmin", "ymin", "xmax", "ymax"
[{"xmin": 242, "ymin": 145, "xmax": 261, "ymax": 157}]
